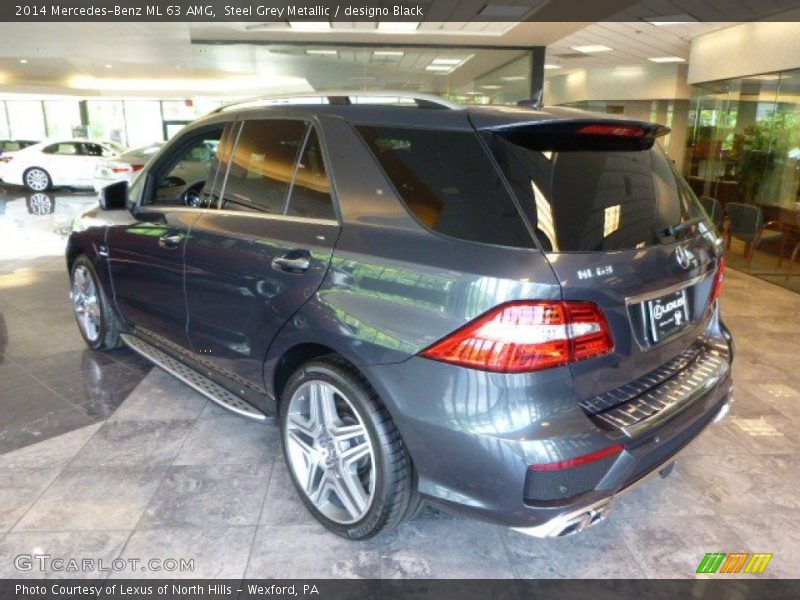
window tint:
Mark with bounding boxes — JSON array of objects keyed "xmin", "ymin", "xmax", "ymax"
[
  {"xmin": 286, "ymin": 128, "xmax": 335, "ymax": 220},
  {"xmin": 43, "ymin": 143, "xmax": 78, "ymax": 155},
  {"xmin": 221, "ymin": 120, "xmax": 308, "ymax": 214},
  {"xmin": 486, "ymin": 132, "xmax": 705, "ymax": 252},
  {"xmin": 358, "ymin": 126, "xmax": 533, "ymax": 248}
]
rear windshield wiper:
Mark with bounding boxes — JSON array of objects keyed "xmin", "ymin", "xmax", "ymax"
[{"xmin": 663, "ymin": 216, "xmax": 706, "ymax": 238}]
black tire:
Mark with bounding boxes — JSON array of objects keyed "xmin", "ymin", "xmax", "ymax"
[
  {"xmin": 23, "ymin": 167, "xmax": 52, "ymax": 192},
  {"xmin": 70, "ymin": 255, "xmax": 123, "ymax": 350},
  {"xmin": 279, "ymin": 356, "xmax": 417, "ymax": 540}
]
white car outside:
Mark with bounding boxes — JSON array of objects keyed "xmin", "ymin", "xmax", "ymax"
[{"xmin": 1, "ymin": 139, "xmax": 127, "ymax": 191}]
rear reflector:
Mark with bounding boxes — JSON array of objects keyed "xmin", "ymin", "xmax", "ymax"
[
  {"xmin": 710, "ymin": 257, "xmax": 725, "ymax": 302},
  {"xmin": 530, "ymin": 443, "xmax": 624, "ymax": 471},
  {"xmin": 419, "ymin": 300, "xmax": 614, "ymax": 373}
]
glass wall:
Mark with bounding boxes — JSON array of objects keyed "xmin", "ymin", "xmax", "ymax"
[
  {"xmin": 685, "ymin": 70, "xmax": 800, "ymax": 207},
  {"xmin": 43, "ymin": 101, "xmax": 81, "ymax": 139},
  {"xmin": 0, "ymin": 98, "xmax": 223, "ymax": 147},
  {"xmin": 6, "ymin": 101, "xmax": 46, "ymax": 140},
  {"xmin": 686, "ymin": 69, "xmax": 800, "ymax": 292},
  {"xmin": 123, "ymin": 101, "xmax": 163, "ymax": 147}
]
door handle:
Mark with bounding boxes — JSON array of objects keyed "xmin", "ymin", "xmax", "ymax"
[
  {"xmin": 158, "ymin": 233, "xmax": 183, "ymax": 249},
  {"xmin": 271, "ymin": 250, "xmax": 311, "ymax": 274}
]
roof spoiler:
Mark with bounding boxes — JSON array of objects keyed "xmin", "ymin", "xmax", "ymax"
[{"xmin": 487, "ymin": 119, "xmax": 671, "ymax": 152}]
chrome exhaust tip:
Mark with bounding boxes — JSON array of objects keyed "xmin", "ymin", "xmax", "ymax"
[{"xmin": 514, "ymin": 501, "xmax": 612, "ymax": 538}]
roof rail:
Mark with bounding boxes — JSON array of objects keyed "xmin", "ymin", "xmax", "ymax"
[{"xmin": 211, "ymin": 90, "xmax": 462, "ymax": 113}]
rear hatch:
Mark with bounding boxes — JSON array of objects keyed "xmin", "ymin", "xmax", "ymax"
[{"xmin": 478, "ymin": 115, "xmax": 723, "ymax": 407}]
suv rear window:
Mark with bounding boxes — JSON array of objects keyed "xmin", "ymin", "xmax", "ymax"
[
  {"xmin": 485, "ymin": 129, "xmax": 705, "ymax": 252},
  {"xmin": 357, "ymin": 125, "xmax": 534, "ymax": 248}
]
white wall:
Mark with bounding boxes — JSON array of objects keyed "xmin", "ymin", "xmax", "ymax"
[
  {"xmin": 544, "ymin": 64, "xmax": 690, "ymax": 106},
  {"xmin": 688, "ymin": 20, "xmax": 800, "ymax": 84}
]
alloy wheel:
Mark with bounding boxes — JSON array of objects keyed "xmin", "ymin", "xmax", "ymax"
[
  {"xmin": 25, "ymin": 169, "xmax": 49, "ymax": 191},
  {"xmin": 284, "ymin": 380, "xmax": 376, "ymax": 525},
  {"xmin": 71, "ymin": 265, "xmax": 101, "ymax": 343}
]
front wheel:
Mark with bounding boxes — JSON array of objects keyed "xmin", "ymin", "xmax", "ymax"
[
  {"xmin": 70, "ymin": 255, "xmax": 123, "ymax": 350},
  {"xmin": 280, "ymin": 357, "xmax": 416, "ymax": 540}
]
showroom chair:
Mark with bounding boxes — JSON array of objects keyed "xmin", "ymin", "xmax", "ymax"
[
  {"xmin": 724, "ymin": 202, "xmax": 784, "ymax": 267},
  {"xmin": 775, "ymin": 207, "xmax": 800, "ymax": 276},
  {"xmin": 699, "ymin": 196, "xmax": 725, "ymax": 232}
]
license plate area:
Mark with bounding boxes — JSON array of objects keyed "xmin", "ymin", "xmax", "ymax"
[{"xmin": 646, "ymin": 289, "xmax": 691, "ymax": 343}]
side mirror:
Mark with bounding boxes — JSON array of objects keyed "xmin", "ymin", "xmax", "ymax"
[{"xmin": 99, "ymin": 180, "xmax": 128, "ymax": 210}]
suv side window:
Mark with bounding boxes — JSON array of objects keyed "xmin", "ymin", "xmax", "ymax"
[
  {"xmin": 143, "ymin": 124, "xmax": 225, "ymax": 207},
  {"xmin": 285, "ymin": 128, "xmax": 335, "ymax": 220},
  {"xmin": 358, "ymin": 125, "xmax": 534, "ymax": 248},
  {"xmin": 220, "ymin": 119, "xmax": 308, "ymax": 215}
]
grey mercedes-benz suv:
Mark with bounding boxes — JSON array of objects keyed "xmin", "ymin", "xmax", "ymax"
[{"xmin": 66, "ymin": 92, "xmax": 733, "ymax": 540}]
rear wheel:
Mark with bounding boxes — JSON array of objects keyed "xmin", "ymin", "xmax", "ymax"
[
  {"xmin": 70, "ymin": 255, "xmax": 123, "ymax": 350},
  {"xmin": 24, "ymin": 167, "xmax": 51, "ymax": 191},
  {"xmin": 279, "ymin": 357, "xmax": 416, "ymax": 540}
]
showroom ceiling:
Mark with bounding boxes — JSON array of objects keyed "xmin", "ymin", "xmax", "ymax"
[{"xmin": 0, "ymin": 0, "xmax": 796, "ymax": 98}]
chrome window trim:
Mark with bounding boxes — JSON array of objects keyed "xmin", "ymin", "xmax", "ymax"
[{"xmin": 204, "ymin": 208, "xmax": 339, "ymax": 227}]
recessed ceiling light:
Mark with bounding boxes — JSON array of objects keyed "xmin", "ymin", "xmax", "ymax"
[
  {"xmin": 372, "ymin": 51, "xmax": 404, "ymax": 57},
  {"xmin": 105, "ymin": 64, "xmax": 112, "ymax": 69},
  {"xmin": 648, "ymin": 56, "xmax": 685, "ymax": 63},
  {"xmin": 645, "ymin": 14, "xmax": 698, "ymax": 25},
  {"xmin": 432, "ymin": 58, "xmax": 462, "ymax": 66},
  {"xmin": 544, "ymin": 64, "xmax": 562, "ymax": 70},
  {"xmin": 425, "ymin": 65, "xmax": 452, "ymax": 72},
  {"xmin": 306, "ymin": 49, "xmax": 337, "ymax": 55},
  {"xmin": 377, "ymin": 22, "xmax": 420, "ymax": 33},
  {"xmin": 19, "ymin": 59, "xmax": 27, "ymax": 64},
  {"xmin": 501, "ymin": 76, "xmax": 526, "ymax": 81},
  {"xmin": 289, "ymin": 21, "xmax": 331, "ymax": 32},
  {"xmin": 481, "ymin": 85, "xmax": 502, "ymax": 90},
  {"xmin": 571, "ymin": 45, "xmax": 613, "ymax": 54}
]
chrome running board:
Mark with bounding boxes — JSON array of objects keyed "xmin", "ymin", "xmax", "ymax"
[{"xmin": 120, "ymin": 333, "xmax": 267, "ymax": 421}]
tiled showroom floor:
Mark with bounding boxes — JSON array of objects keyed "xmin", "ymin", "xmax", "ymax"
[{"xmin": 1, "ymin": 189, "xmax": 799, "ymax": 579}]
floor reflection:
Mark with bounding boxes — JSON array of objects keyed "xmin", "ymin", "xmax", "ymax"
[
  {"xmin": 0, "ymin": 185, "xmax": 98, "ymax": 262},
  {"xmin": 0, "ymin": 191, "xmax": 151, "ymax": 451}
]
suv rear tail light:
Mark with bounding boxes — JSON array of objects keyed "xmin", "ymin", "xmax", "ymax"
[
  {"xmin": 419, "ymin": 300, "xmax": 614, "ymax": 373},
  {"xmin": 710, "ymin": 257, "xmax": 725, "ymax": 302}
]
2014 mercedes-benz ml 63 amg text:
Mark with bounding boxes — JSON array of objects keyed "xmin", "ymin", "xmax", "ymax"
[{"xmin": 66, "ymin": 92, "xmax": 733, "ymax": 540}]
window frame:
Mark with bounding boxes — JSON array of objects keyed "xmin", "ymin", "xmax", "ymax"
[
  {"xmin": 213, "ymin": 116, "xmax": 340, "ymax": 225},
  {"xmin": 135, "ymin": 121, "xmax": 230, "ymax": 212}
]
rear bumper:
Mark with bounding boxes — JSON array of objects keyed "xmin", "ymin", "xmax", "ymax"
[{"xmin": 364, "ymin": 330, "xmax": 732, "ymax": 532}]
